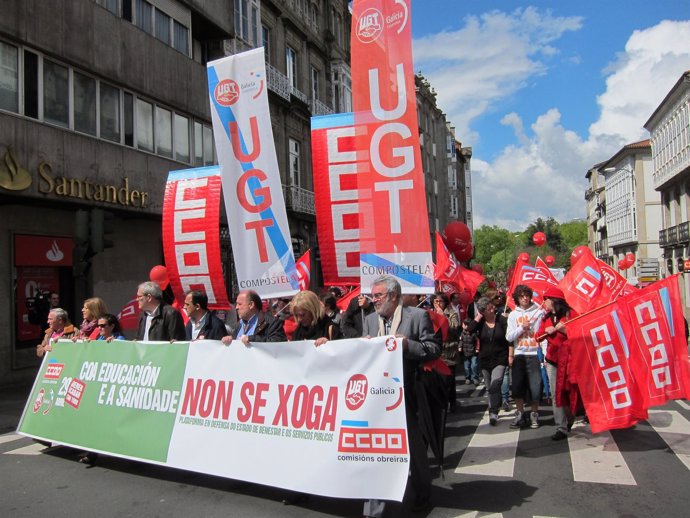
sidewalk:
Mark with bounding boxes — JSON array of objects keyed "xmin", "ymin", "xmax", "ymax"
[{"xmin": 0, "ymin": 382, "xmax": 33, "ymax": 434}]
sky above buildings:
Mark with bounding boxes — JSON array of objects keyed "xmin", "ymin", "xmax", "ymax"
[{"xmin": 409, "ymin": 0, "xmax": 690, "ymax": 231}]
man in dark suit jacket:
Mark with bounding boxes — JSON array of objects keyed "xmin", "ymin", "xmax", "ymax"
[
  {"xmin": 362, "ymin": 275, "xmax": 440, "ymax": 517},
  {"xmin": 135, "ymin": 281, "xmax": 186, "ymax": 342},
  {"xmin": 183, "ymin": 290, "xmax": 228, "ymax": 341},
  {"xmin": 222, "ymin": 290, "xmax": 286, "ymax": 345}
]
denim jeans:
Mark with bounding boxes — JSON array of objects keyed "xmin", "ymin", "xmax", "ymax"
[
  {"xmin": 464, "ymin": 355, "xmax": 479, "ymax": 382},
  {"xmin": 501, "ymin": 366, "xmax": 511, "ymax": 402},
  {"xmin": 511, "ymin": 355, "xmax": 543, "ymax": 404}
]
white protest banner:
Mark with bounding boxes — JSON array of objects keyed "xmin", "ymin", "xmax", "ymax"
[
  {"xmin": 207, "ymin": 48, "xmax": 299, "ymax": 298},
  {"xmin": 19, "ymin": 337, "xmax": 409, "ymax": 501}
]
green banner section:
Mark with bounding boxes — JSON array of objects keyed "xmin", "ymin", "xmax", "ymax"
[{"xmin": 19, "ymin": 340, "xmax": 190, "ymax": 462}]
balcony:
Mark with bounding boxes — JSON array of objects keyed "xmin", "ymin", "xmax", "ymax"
[
  {"xmin": 266, "ymin": 63, "xmax": 291, "ymax": 101},
  {"xmin": 594, "ymin": 239, "xmax": 608, "ymax": 258},
  {"xmin": 311, "ymin": 99, "xmax": 334, "ymax": 116},
  {"xmin": 659, "ymin": 228, "xmax": 668, "ymax": 247},
  {"xmin": 291, "ymin": 85, "xmax": 309, "ymax": 104},
  {"xmin": 283, "ymin": 184, "xmax": 315, "ymax": 215},
  {"xmin": 667, "ymin": 225, "xmax": 679, "ymax": 246},
  {"xmin": 679, "ymin": 221, "xmax": 690, "ymax": 243}
]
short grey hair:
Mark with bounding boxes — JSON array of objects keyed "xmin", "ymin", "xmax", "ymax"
[
  {"xmin": 138, "ymin": 281, "xmax": 163, "ymax": 300},
  {"xmin": 371, "ymin": 275, "xmax": 402, "ymax": 299},
  {"xmin": 476, "ymin": 297, "xmax": 493, "ymax": 313},
  {"xmin": 49, "ymin": 308, "xmax": 69, "ymax": 323}
]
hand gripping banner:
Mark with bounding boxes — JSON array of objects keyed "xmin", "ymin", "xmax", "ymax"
[
  {"xmin": 162, "ymin": 166, "xmax": 230, "ymax": 309},
  {"xmin": 207, "ymin": 49, "xmax": 299, "ymax": 298},
  {"xmin": 351, "ymin": 0, "xmax": 434, "ymax": 293},
  {"xmin": 311, "ymin": 113, "xmax": 361, "ymax": 286},
  {"xmin": 19, "ymin": 337, "xmax": 409, "ymax": 501}
]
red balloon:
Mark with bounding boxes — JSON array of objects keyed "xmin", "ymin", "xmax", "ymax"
[
  {"xmin": 149, "ymin": 265, "xmax": 169, "ymax": 289},
  {"xmin": 617, "ymin": 259, "xmax": 630, "ymax": 270},
  {"xmin": 454, "ymin": 243, "xmax": 473, "ymax": 262},
  {"xmin": 443, "ymin": 221, "xmax": 472, "ymax": 251},
  {"xmin": 532, "ymin": 232, "xmax": 546, "ymax": 247},
  {"xmin": 545, "ymin": 255, "xmax": 555, "ymax": 266},
  {"xmin": 625, "ymin": 252, "xmax": 635, "ymax": 265},
  {"xmin": 570, "ymin": 245, "xmax": 589, "ymax": 267},
  {"xmin": 518, "ymin": 252, "xmax": 530, "ymax": 262},
  {"xmin": 471, "ymin": 263, "xmax": 484, "ymax": 275}
]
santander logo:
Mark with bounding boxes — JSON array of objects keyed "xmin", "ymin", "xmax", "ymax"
[
  {"xmin": 214, "ymin": 79, "xmax": 240, "ymax": 106},
  {"xmin": 345, "ymin": 374, "xmax": 368, "ymax": 411},
  {"xmin": 46, "ymin": 240, "xmax": 64, "ymax": 262},
  {"xmin": 356, "ymin": 8, "xmax": 383, "ymax": 43}
]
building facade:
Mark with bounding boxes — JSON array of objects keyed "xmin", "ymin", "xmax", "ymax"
[
  {"xmin": 585, "ymin": 162, "xmax": 608, "ymax": 261},
  {"xmin": 599, "ymin": 140, "xmax": 661, "ymax": 284},
  {"xmin": 0, "ymin": 0, "xmax": 469, "ymax": 386},
  {"xmin": 644, "ymin": 71, "xmax": 690, "ymax": 316}
]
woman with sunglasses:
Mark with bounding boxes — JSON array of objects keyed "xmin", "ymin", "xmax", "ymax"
[{"xmin": 96, "ymin": 313, "xmax": 125, "ymax": 342}]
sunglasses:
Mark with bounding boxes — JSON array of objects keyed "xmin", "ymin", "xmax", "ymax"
[{"xmin": 97, "ymin": 323, "xmax": 111, "ymax": 328}]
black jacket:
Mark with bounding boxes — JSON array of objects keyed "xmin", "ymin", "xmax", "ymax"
[
  {"xmin": 136, "ymin": 303, "xmax": 187, "ymax": 342},
  {"xmin": 468, "ymin": 315, "xmax": 510, "ymax": 370},
  {"xmin": 228, "ymin": 312, "xmax": 287, "ymax": 342},
  {"xmin": 292, "ymin": 316, "xmax": 342, "ymax": 341},
  {"xmin": 185, "ymin": 311, "xmax": 229, "ymax": 341},
  {"xmin": 340, "ymin": 297, "xmax": 375, "ymax": 338}
]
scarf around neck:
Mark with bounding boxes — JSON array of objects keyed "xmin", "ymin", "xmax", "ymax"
[{"xmin": 377, "ymin": 304, "xmax": 403, "ymax": 337}]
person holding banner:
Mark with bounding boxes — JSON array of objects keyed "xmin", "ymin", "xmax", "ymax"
[
  {"xmin": 291, "ymin": 290, "xmax": 342, "ymax": 346},
  {"xmin": 506, "ymin": 285, "xmax": 545, "ymax": 429},
  {"xmin": 223, "ymin": 290, "xmax": 287, "ymax": 345},
  {"xmin": 183, "ymin": 290, "xmax": 228, "ymax": 341},
  {"xmin": 537, "ymin": 286, "xmax": 576, "ymax": 440},
  {"xmin": 96, "ymin": 313, "xmax": 126, "ymax": 341},
  {"xmin": 36, "ymin": 308, "xmax": 78, "ymax": 357},
  {"xmin": 135, "ymin": 281, "xmax": 186, "ymax": 342},
  {"xmin": 78, "ymin": 297, "xmax": 108, "ymax": 340},
  {"xmin": 362, "ymin": 275, "xmax": 440, "ymax": 517}
]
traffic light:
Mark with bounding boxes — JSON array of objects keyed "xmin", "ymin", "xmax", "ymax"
[
  {"xmin": 73, "ymin": 209, "xmax": 91, "ymax": 277},
  {"xmin": 90, "ymin": 208, "xmax": 115, "ymax": 253}
]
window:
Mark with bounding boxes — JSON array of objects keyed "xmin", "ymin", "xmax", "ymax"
[
  {"xmin": 97, "ymin": 0, "xmax": 119, "ymax": 15},
  {"xmin": 24, "ymin": 51, "xmax": 38, "ymax": 119},
  {"xmin": 286, "ymin": 47, "xmax": 297, "ymax": 89},
  {"xmin": 124, "ymin": 92, "xmax": 134, "ymax": 146},
  {"xmin": 173, "ymin": 21, "xmax": 189, "ymax": 54},
  {"xmin": 137, "ymin": 98, "xmax": 154, "ymax": 152},
  {"xmin": 155, "ymin": 9, "xmax": 171, "ymax": 44},
  {"xmin": 194, "ymin": 121, "xmax": 203, "ymax": 166},
  {"xmin": 100, "ymin": 82, "xmax": 121, "ymax": 142},
  {"xmin": 0, "ymin": 41, "xmax": 18, "ymax": 112},
  {"xmin": 331, "ymin": 63, "xmax": 352, "ymax": 113},
  {"xmin": 135, "ymin": 0, "xmax": 153, "ymax": 34},
  {"xmin": 310, "ymin": 66, "xmax": 319, "ymax": 101},
  {"xmin": 262, "ymin": 25, "xmax": 271, "ymax": 62},
  {"xmin": 235, "ymin": 0, "xmax": 260, "ymax": 46},
  {"xmin": 174, "ymin": 113, "xmax": 189, "ymax": 162},
  {"xmin": 43, "ymin": 60, "xmax": 69, "ymax": 127},
  {"xmin": 73, "ymin": 72, "xmax": 96, "ymax": 135},
  {"xmin": 155, "ymin": 106, "xmax": 172, "ymax": 157},
  {"xmin": 203, "ymin": 124, "xmax": 214, "ymax": 165},
  {"xmin": 289, "ymin": 138, "xmax": 300, "ymax": 186}
]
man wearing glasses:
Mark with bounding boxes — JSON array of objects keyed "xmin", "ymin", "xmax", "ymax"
[
  {"xmin": 135, "ymin": 281, "xmax": 186, "ymax": 342},
  {"xmin": 362, "ymin": 275, "xmax": 440, "ymax": 517}
]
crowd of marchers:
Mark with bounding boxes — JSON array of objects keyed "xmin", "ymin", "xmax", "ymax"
[{"xmin": 34, "ymin": 276, "xmax": 582, "ymax": 517}]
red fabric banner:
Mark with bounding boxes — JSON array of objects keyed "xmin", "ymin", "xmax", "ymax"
[
  {"xmin": 558, "ymin": 247, "xmax": 606, "ymax": 314},
  {"xmin": 505, "ymin": 254, "xmax": 530, "ymax": 310},
  {"xmin": 352, "ymin": 0, "xmax": 434, "ymax": 292},
  {"xmin": 434, "ymin": 232, "xmax": 484, "ymax": 298},
  {"xmin": 162, "ymin": 167, "xmax": 230, "ymax": 310},
  {"xmin": 505, "ymin": 257, "xmax": 555, "ymax": 309},
  {"xmin": 295, "ymin": 250, "xmax": 311, "ymax": 291},
  {"xmin": 310, "ymin": 113, "xmax": 361, "ymax": 286},
  {"xmin": 567, "ymin": 302, "xmax": 648, "ymax": 433},
  {"xmin": 336, "ymin": 286, "xmax": 361, "ymax": 312}
]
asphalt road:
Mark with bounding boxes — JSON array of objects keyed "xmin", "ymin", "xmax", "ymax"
[{"xmin": 2, "ymin": 380, "xmax": 690, "ymax": 517}]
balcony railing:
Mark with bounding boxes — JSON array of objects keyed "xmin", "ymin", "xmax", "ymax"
[
  {"xmin": 311, "ymin": 98, "xmax": 334, "ymax": 116},
  {"xmin": 595, "ymin": 239, "xmax": 608, "ymax": 257},
  {"xmin": 266, "ymin": 63, "xmax": 291, "ymax": 101},
  {"xmin": 659, "ymin": 228, "xmax": 668, "ymax": 247},
  {"xmin": 291, "ymin": 85, "xmax": 309, "ymax": 104},
  {"xmin": 283, "ymin": 184, "xmax": 315, "ymax": 215},
  {"xmin": 667, "ymin": 225, "xmax": 679, "ymax": 246},
  {"xmin": 679, "ymin": 221, "xmax": 690, "ymax": 243}
]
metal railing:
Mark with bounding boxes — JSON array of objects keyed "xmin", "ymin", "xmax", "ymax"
[
  {"xmin": 283, "ymin": 184, "xmax": 316, "ymax": 215},
  {"xmin": 266, "ymin": 62, "xmax": 291, "ymax": 101},
  {"xmin": 311, "ymin": 98, "xmax": 334, "ymax": 116}
]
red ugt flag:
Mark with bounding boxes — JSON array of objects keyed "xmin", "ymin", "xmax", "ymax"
[{"xmin": 295, "ymin": 250, "xmax": 311, "ymax": 291}]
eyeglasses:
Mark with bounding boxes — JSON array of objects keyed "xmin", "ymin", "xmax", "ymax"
[
  {"xmin": 371, "ymin": 292, "xmax": 388, "ymax": 300},
  {"xmin": 97, "ymin": 323, "xmax": 110, "ymax": 328}
]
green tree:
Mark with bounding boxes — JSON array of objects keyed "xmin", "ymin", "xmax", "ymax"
[
  {"xmin": 560, "ymin": 220, "xmax": 588, "ymax": 251},
  {"xmin": 524, "ymin": 217, "xmax": 565, "ymax": 252}
]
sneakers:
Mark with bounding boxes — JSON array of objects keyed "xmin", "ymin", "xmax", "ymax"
[
  {"xmin": 551, "ymin": 430, "xmax": 568, "ymax": 441},
  {"xmin": 530, "ymin": 411, "xmax": 540, "ymax": 429},
  {"xmin": 510, "ymin": 410, "xmax": 526, "ymax": 428},
  {"xmin": 501, "ymin": 400, "xmax": 511, "ymax": 412},
  {"xmin": 465, "ymin": 379, "xmax": 472, "ymax": 385},
  {"xmin": 473, "ymin": 379, "xmax": 481, "ymax": 386},
  {"xmin": 489, "ymin": 413, "xmax": 498, "ymax": 426}
]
